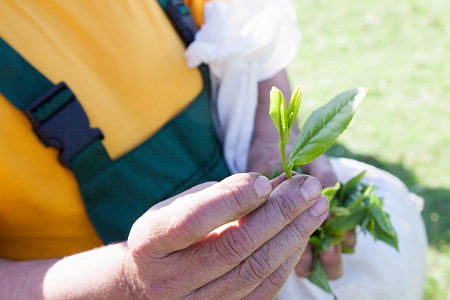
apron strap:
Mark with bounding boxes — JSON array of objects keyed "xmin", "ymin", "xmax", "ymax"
[
  {"xmin": 0, "ymin": 3, "xmax": 226, "ymax": 244},
  {"xmin": 0, "ymin": 37, "xmax": 110, "ymax": 176},
  {"xmin": 157, "ymin": 0, "xmax": 198, "ymax": 45},
  {"xmin": 0, "ymin": 37, "xmax": 53, "ymax": 110},
  {"xmin": 0, "ymin": 1, "xmax": 196, "ymax": 175}
]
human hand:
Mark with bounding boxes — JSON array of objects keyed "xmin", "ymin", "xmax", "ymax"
[
  {"xmin": 123, "ymin": 172, "xmax": 328, "ymax": 299},
  {"xmin": 296, "ymin": 154, "xmax": 357, "ymax": 279},
  {"xmin": 301, "ymin": 155, "xmax": 338, "ymax": 189}
]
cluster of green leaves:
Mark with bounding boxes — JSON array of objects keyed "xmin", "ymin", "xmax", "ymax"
[
  {"xmin": 268, "ymin": 86, "xmax": 398, "ymax": 297},
  {"xmin": 309, "ymin": 171, "xmax": 398, "ymax": 295},
  {"xmin": 269, "ymin": 85, "xmax": 366, "ymax": 178}
]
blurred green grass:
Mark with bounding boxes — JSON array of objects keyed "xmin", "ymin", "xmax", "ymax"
[{"xmin": 288, "ymin": 0, "xmax": 450, "ymax": 298}]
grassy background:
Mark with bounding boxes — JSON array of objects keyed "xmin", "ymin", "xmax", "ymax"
[{"xmin": 288, "ymin": 0, "xmax": 450, "ymax": 298}]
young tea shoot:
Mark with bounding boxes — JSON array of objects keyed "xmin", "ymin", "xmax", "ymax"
[
  {"xmin": 270, "ymin": 86, "xmax": 366, "ymax": 177},
  {"xmin": 269, "ymin": 86, "xmax": 398, "ymax": 297}
]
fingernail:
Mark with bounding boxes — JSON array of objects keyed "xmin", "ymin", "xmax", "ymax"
[
  {"xmin": 254, "ymin": 176, "xmax": 272, "ymax": 199},
  {"xmin": 309, "ymin": 195, "xmax": 329, "ymax": 217},
  {"xmin": 301, "ymin": 177, "xmax": 322, "ymax": 200},
  {"xmin": 329, "ymin": 245, "xmax": 338, "ymax": 255},
  {"xmin": 322, "ymin": 245, "xmax": 339, "ymax": 259}
]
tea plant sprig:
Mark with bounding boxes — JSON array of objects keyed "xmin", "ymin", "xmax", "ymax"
[
  {"xmin": 269, "ymin": 86, "xmax": 398, "ymax": 297},
  {"xmin": 269, "ymin": 85, "xmax": 366, "ymax": 179},
  {"xmin": 309, "ymin": 172, "xmax": 398, "ymax": 295}
]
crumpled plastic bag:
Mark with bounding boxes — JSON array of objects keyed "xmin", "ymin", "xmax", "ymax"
[{"xmin": 185, "ymin": 0, "xmax": 301, "ymax": 173}]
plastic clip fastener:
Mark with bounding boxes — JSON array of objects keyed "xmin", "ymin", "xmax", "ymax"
[{"xmin": 24, "ymin": 82, "xmax": 104, "ymax": 167}]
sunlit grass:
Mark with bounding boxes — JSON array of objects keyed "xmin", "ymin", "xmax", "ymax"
[
  {"xmin": 426, "ymin": 246, "xmax": 450, "ymax": 299},
  {"xmin": 288, "ymin": 0, "xmax": 450, "ymax": 297}
]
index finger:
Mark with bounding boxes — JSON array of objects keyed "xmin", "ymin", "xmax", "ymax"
[
  {"xmin": 129, "ymin": 173, "xmax": 272, "ymax": 256},
  {"xmin": 269, "ymin": 170, "xmax": 300, "ymax": 190}
]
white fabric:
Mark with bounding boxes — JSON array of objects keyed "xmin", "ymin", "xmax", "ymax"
[
  {"xmin": 278, "ymin": 158, "xmax": 428, "ymax": 300},
  {"xmin": 185, "ymin": 0, "xmax": 301, "ymax": 173},
  {"xmin": 185, "ymin": 4, "xmax": 427, "ymax": 298}
]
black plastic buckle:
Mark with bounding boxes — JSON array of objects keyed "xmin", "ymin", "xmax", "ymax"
[{"xmin": 24, "ymin": 82, "xmax": 104, "ymax": 167}]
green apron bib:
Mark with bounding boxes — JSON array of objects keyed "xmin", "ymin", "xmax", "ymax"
[{"xmin": 0, "ymin": 35, "xmax": 231, "ymax": 244}]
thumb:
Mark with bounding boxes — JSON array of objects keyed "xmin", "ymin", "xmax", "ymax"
[
  {"xmin": 146, "ymin": 182, "xmax": 217, "ymax": 214},
  {"xmin": 128, "ymin": 173, "xmax": 272, "ymax": 257}
]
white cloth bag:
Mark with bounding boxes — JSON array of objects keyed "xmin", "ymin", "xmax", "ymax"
[
  {"xmin": 278, "ymin": 158, "xmax": 427, "ymax": 300},
  {"xmin": 185, "ymin": 0, "xmax": 301, "ymax": 173}
]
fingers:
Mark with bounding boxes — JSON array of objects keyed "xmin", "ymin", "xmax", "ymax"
[
  {"xmin": 129, "ymin": 173, "xmax": 272, "ymax": 256},
  {"xmin": 301, "ymin": 155, "xmax": 338, "ymax": 188},
  {"xmin": 192, "ymin": 193, "xmax": 329, "ymax": 299},
  {"xmin": 295, "ymin": 244, "xmax": 343, "ymax": 280},
  {"xmin": 296, "ymin": 232, "xmax": 354, "ymax": 280},
  {"xmin": 242, "ymin": 249, "xmax": 303, "ymax": 300},
  {"xmin": 147, "ymin": 182, "xmax": 217, "ymax": 213},
  {"xmin": 343, "ymin": 229, "xmax": 357, "ymax": 250},
  {"xmin": 164, "ymin": 176, "xmax": 324, "ymax": 289},
  {"xmin": 296, "ymin": 242, "xmax": 347, "ymax": 280},
  {"xmin": 319, "ymin": 244, "xmax": 343, "ymax": 280},
  {"xmin": 269, "ymin": 171, "xmax": 299, "ymax": 190},
  {"xmin": 295, "ymin": 243, "xmax": 313, "ymax": 277}
]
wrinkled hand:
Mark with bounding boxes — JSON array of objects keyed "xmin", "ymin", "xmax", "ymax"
[
  {"xmin": 123, "ymin": 173, "xmax": 329, "ymax": 299},
  {"xmin": 298, "ymin": 155, "xmax": 357, "ymax": 279}
]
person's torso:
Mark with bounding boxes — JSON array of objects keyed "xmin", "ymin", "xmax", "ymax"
[{"xmin": 0, "ymin": 0, "xmax": 210, "ymax": 260}]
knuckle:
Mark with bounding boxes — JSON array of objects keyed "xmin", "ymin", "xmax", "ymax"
[
  {"xmin": 268, "ymin": 193, "xmax": 300, "ymax": 223},
  {"xmin": 220, "ymin": 182, "xmax": 252, "ymax": 214},
  {"xmin": 266, "ymin": 265, "xmax": 290, "ymax": 292},
  {"xmin": 215, "ymin": 227, "xmax": 254, "ymax": 266},
  {"xmin": 288, "ymin": 220, "xmax": 309, "ymax": 242},
  {"xmin": 147, "ymin": 281, "xmax": 185, "ymax": 300},
  {"xmin": 174, "ymin": 203, "xmax": 205, "ymax": 240},
  {"xmin": 146, "ymin": 285, "xmax": 165, "ymax": 299},
  {"xmin": 240, "ymin": 249, "xmax": 273, "ymax": 284}
]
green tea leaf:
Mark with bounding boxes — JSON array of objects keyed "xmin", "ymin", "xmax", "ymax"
[
  {"xmin": 289, "ymin": 88, "xmax": 367, "ymax": 167},
  {"xmin": 292, "ymin": 165, "xmax": 303, "ymax": 174},
  {"xmin": 336, "ymin": 183, "xmax": 347, "ymax": 206},
  {"xmin": 269, "ymin": 87, "xmax": 283, "ymax": 133},
  {"xmin": 280, "ymin": 101, "xmax": 289, "ymax": 145},
  {"xmin": 309, "ymin": 236, "xmax": 323, "ymax": 250},
  {"xmin": 330, "ymin": 206, "xmax": 351, "ymax": 217},
  {"xmin": 308, "ymin": 258, "xmax": 334, "ymax": 295},
  {"xmin": 269, "ymin": 87, "xmax": 289, "ymax": 145},
  {"xmin": 286, "ymin": 85, "xmax": 303, "ymax": 132},
  {"xmin": 347, "ymin": 184, "xmax": 375, "ymax": 209},
  {"xmin": 370, "ymin": 205, "xmax": 396, "ymax": 237},
  {"xmin": 321, "ymin": 235, "xmax": 343, "ymax": 251},
  {"xmin": 323, "ymin": 182, "xmax": 341, "ymax": 202},
  {"xmin": 368, "ymin": 191, "xmax": 384, "ymax": 209},
  {"xmin": 342, "ymin": 188, "xmax": 362, "ymax": 207},
  {"xmin": 373, "ymin": 223, "xmax": 399, "ymax": 250},
  {"xmin": 344, "ymin": 170, "xmax": 366, "ymax": 190},
  {"xmin": 360, "ymin": 213, "xmax": 371, "ymax": 232},
  {"xmin": 324, "ymin": 206, "xmax": 366, "ymax": 235},
  {"xmin": 266, "ymin": 167, "xmax": 282, "ymax": 179},
  {"xmin": 367, "ymin": 217, "xmax": 376, "ymax": 234},
  {"xmin": 341, "ymin": 243, "xmax": 355, "ymax": 254}
]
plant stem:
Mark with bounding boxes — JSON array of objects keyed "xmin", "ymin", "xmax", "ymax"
[{"xmin": 280, "ymin": 141, "xmax": 292, "ymax": 178}]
